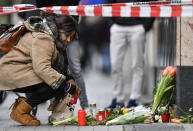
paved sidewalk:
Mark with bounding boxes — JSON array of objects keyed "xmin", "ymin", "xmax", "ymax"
[{"xmin": 0, "ymin": 122, "xmax": 192, "ymax": 131}]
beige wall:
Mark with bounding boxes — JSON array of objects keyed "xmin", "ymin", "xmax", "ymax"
[{"xmin": 177, "ymin": 18, "xmax": 193, "ymax": 66}]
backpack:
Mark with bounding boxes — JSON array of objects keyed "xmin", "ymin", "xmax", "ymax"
[
  {"xmin": 0, "ymin": 24, "xmax": 13, "ymax": 36},
  {"xmin": 0, "ymin": 22, "xmax": 26, "ymax": 55}
]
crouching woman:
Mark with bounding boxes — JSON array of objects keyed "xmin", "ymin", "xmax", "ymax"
[{"xmin": 0, "ymin": 13, "xmax": 81, "ymax": 126}]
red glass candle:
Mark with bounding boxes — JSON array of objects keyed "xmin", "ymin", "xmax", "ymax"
[
  {"xmin": 161, "ymin": 113, "xmax": 170, "ymax": 123},
  {"xmin": 70, "ymin": 94, "xmax": 78, "ymax": 104},
  {"xmin": 106, "ymin": 108, "xmax": 112, "ymax": 117},
  {"xmin": 97, "ymin": 109, "xmax": 105, "ymax": 122},
  {"xmin": 78, "ymin": 109, "xmax": 86, "ymax": 126}
]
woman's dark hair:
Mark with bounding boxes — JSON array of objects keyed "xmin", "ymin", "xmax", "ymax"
[
  {"xmin": 41, "ymin": 11, "xmax": 78, "ymax": 38},
  {"xmin": 55, "ymin": 15, "xmax": 78, "ymax": 36}
]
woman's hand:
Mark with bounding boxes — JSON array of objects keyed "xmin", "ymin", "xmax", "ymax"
[
  {"xmin": 75, "ymin": 86, "xmax": 81, "ymax": 97},
  {"xmin": 68, "ymin": 79, "xmax": 81, "ymax": 97}
]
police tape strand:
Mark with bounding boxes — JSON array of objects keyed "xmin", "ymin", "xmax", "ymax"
[
  {"xmin": 0, "ymin": 1, "xmax": 193, "ymax": 17},
  {"xmin": 83, "ymin": 0, "xmax": 193, "ymax": 7}
]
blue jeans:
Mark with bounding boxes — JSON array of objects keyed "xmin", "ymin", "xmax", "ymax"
[{"xmin": 67, "ymin": 40, "xmax": 88, "ymax": 109}]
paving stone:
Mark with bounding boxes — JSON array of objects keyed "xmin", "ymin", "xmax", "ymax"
[
  {"xmin": 20, "ymin": 126, "xmax": 37, "ymax": 131},
  {"xmin": 0, "ymin": 128, "xmax": 5, "ymax": 131},
  {"xmin": 167, "ymin": 123, "xmax": 185, "ymax": 130},
  {"xmin": 93, "ymin": 126, "xmax": 108, "ymax": 131},
  {"xmin": 183, "ymin": 124, "xmax": 193, "ymax": 131},
  {"xmin": 79, "ymin": 126, "xmax": 93, "ymax": 131},
  {"xmin": 5, "ymin": 126, "xmax": 23, "ymax": 131},
  {"xmin": 0, "ymin": 127, "xmax": 8, "ymax": 131},
  {"xmin": 35, "ymin": 125, "xmax": 51, "ymax": 131},
  {"xmin": 64, "ymin": 126, "xmax": 79, "ymax": 131},
  {"xmin": 108, "ymin": 125, "xmax": 123, "ymax": 131},
  {"xmin": 170, "ymin": 130, "xmax": 185, "ymax": 131},
  {"xmin": 124, "ymin": 125, "xmax": 134, "ymax": 131},
  {"xmin": 50, "ymin": 125, "xmax": 65, "ymax": 131},
  {"xmin": 134, "ymin": 123, "xmax": 185, "ymax": 131}
]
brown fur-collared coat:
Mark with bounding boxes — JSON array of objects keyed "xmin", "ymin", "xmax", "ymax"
[{"xmin": 0, "ymin": 20, "xmax": 66, "ymax": 91}]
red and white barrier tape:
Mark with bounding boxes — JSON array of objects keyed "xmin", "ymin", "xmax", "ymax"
[
  {"xmin": 0, "ymin": 4, "xmax": 37, "ymax": 15},
  {"xmin": 13, "ymin": 4, "xmax": 36, "ymax": 10},
  {"xmin": 85, "ymin": 0, "xmax": 193, "ymax": 6},
  {"xmin": 0, "ymin": 2, "xmax": 193, "ymax": 17},
  {"xmin": 42, "ymin": 5, "xmax": 193, "ymax": 17}
]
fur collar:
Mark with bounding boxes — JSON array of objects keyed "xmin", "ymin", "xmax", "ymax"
[{"xmin": 24, "ymin": 16, "xmax": 57, "ymax": 40}]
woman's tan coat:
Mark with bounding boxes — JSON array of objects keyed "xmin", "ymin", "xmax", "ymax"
[{"xmin": 0, "ymin": 22, "xmax": 65, "ymax": 90}]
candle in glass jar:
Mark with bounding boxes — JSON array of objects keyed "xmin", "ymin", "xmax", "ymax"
[{"xmin": 97, "ymin": 109, "xmax": 105, "ymax": 122}]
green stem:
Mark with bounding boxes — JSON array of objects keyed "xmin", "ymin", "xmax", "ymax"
[{"xmin": 174, "ymin": 104, "xmax": 189, "ymax": 115}]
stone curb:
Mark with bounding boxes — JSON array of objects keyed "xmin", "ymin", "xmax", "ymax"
[{"xmin": 1, "ymin": 124, "xmax": 192, "ymax": 131}]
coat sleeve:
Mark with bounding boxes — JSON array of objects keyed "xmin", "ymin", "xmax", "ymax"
[{"xmin": 30, "ymin": 34, "xmax": 66, "ymax": 90}]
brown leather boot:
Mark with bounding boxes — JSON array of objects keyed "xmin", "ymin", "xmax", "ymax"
[
  {"xmin": 10, "ymin": 97, "xmax": 40, "ymax": 126},
  {"xmin": 47, "ymin": 99, "xmax": 57, "ymax": 111}
]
